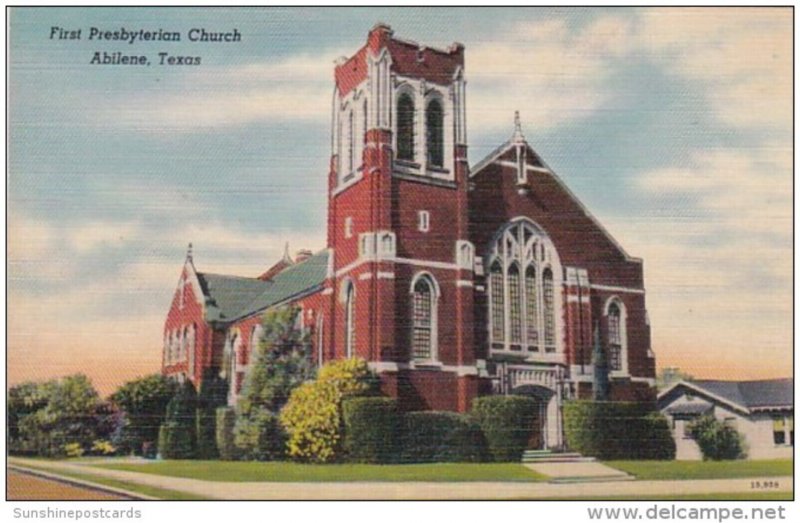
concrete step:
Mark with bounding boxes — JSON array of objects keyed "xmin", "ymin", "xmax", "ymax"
[
  {"xmin": 521, "ymin": 451, "xmax": 593, "ymax": 463},
  {"xmin": 522, "ymin": 456, "xmax": 596, "ymax": 463}
]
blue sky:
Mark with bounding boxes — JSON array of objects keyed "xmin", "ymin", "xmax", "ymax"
[{"xmin": 7, "ymin": 7, "xmax": 792, "ymax": 393}]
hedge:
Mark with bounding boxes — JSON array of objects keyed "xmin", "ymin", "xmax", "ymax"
[
  {"xmin": 470, "ymin": 396, "xmax": 537, "ymax": 462},
  {"xmin": 234, "ymin": 407, "xmax": 286, "ymax": 461},
  {"xmin": 157, "ymin": 381, "xmax": 197, "ymax": 459},
  {"xmin": 399, "ymin": 411, "xmax": 487, "ymax": 463},
  {"xmin": 195, "ymin": 372, "xmax": 228, "ymax": 460},
  {"xmin": 342, "ymin": 397, "xmax": 399, "ymax": 463},
  {"xmin": 563, "ymin": 401, "xmax": 675, "ymax": 460},
  {"xmin": 215, "ymin": 407, "xmax": 239, "ymax": 461},
  {"xmin": 157, "ymin": 421, "xmax": 194, "ymax": 459}
]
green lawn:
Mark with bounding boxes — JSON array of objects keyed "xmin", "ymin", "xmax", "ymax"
[
  {"xmin": 97, "ymin": 460, "xmax": 547, "ymax": 482},
  {"xmin": 605, "ymin": 459, "xmax": 793, "ymax": 480}
]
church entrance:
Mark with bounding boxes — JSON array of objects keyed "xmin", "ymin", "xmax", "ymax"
[{"xmin": 511, "ymin": 384, "xmax": 555, "ymax": 450}]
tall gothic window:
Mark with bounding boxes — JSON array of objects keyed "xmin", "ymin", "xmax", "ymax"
[
  {"xmin": 411, "ymin": 275, "xmax": 436, "ymax": 360},
  {"xmin": 397, "ymin": 93, "xmax": 415, "ymax": 161},
  {"xmin": 543, "ymin": 268, "xmax": 555, "ymax": 352},
  {"xmin": 426, "ymin": 98, "xmax": 444, "ymax": 167},
  {"xmin": 316, "ymin": 315, "xmax": 325, "ymax": 368},
  {"xmin": 344, "ymin": 282, "xmax": 355, "ymax": 358},
  {"xmin": 187, "ymin": 325, "xmax": 195, "ymax": 378},
  {"xmin": 508, "ymin": 264, "xmax": 522, "ymax": 349},
  {"xmin": 606, "ymin": 300, "xmax": 625, "ymax": 372},
  {"xmin": 525, "ymin": 266, "xmax": 539, "ymax": 349},
  {"xmin": 490, "ymin": 261, "xmax": 505, "ymax": 346},
  {"xmin": 347, "ymin": 110, "xmax": 355, "ymax": 175},
  {"xmin": 487, "ymin": 220, "xmax": 560, "ymax": 354}
]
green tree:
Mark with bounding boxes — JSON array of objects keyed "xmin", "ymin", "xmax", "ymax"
[
  {"xmin": 110, "ymin": 374, "xmax": 176, "ymax": 455},
  {"xmin": 14, "ymin": 374, "xmax": 104, "ymax": 457},
  {"xmin": 196, "ymin": 369, "xmax": 229, "ymax": 459},
  {"xmin": 8, "ymin": 381, "xmax": 52, "ymax": 451},
  {"xmin": 237, "ymin": 307, "xmax": 316, "ymax": 416},
  {"xmin": 158, "ymin": 380, "xmax": 198, "ymax": 459}
]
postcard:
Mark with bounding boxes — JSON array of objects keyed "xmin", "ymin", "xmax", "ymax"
[{"xmin": 5, "ymin": 5, "xmax": 794, "ymax": 506}]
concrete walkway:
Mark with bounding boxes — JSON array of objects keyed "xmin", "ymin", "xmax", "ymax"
[
  {"xmin": 524, "ymin": 461, "xmax": 633, "ymax": 482},
  {"xmin": 9, "ymin": 458, "xmax": 792, "ymax": 500}
]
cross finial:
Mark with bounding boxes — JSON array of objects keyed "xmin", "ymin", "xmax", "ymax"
[
  {"xmin": 186, "ymin": 242, "xmax": 193, "ymax": 262},
  {"xmin": 282, "ymin": 242, "xmax": 292, "ymax": 263},
  {"xmin": 512, "ymin": 111, "xmax": 525, "ymax": 143}
]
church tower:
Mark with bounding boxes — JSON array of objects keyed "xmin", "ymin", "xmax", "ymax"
[{"xmin": 326, "ymin": 24, "xmax": 478, "ymax": 411}]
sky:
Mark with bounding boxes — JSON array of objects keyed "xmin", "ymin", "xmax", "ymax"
[{"xmin": 6, "ymin": 7, "xmax": 793, "ymax": 396}]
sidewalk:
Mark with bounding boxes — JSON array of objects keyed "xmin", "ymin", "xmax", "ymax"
[{"xmin": 10, "ymin": 458, "xmax": 792, "ymax": 500}]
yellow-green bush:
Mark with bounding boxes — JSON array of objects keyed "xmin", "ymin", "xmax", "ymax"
[
  {"xmin": 279, "ymin": 358, "xmax": 376, "ymax": 463},
  {"xmin": 90, "ymin": 439, "xmax": 116, "ymax": 456},
  {"xmin": 64, "ymin": 442, "xmax": 84, "ymax": 458}
]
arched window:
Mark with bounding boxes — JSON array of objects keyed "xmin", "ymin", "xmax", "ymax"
[
  {"xmin": 181, "ymin": 327, "xmax": 189, "ymax": 362},
  {"xmin": 344, "ymin": 281, "xmax": 356, "ymax": 358},
  {"xmin": 316, "ymin": 315, "xmax": 325, "ymax": 368},
  {"xmin": 525, "ymin": 265, "xmax": 539, "ymax": 349},
  {"xmin": 605, "ymin": 299, "xmax": 626, "ymax": 373},
  {"xmin": 347, "ymin": 109, "xmax": 355, "ymax": 175},
  {"xmin": 508, "ymin": 264, "xmax": 522, "ymax": 348},
  {"xmin": 187, "ymin": 325, "xmax": 196, "ymax": 378},
  {"xmin": 411, "ymin": 275, "xmax": 437, "ymax": 360},
  {"xmin": 170, "ymin": 331, "xmax": 178, "ymax": 364},
  {"xmin": 251, "ymin": 324, "xmax": 264, "ymax": 354},
  {"xmin": 426, "ymin": 98, "xmax": 444, "ymax": 167},
  {"xmin": 542, "ymin": 269, "xmax": 556, "ymax": 353},
  {"xmin": 163, "ymin": 333, "xmax": 170, "ymax": 365},
  {"xmin": 489, "ymin": 261, "xmax": 505, "ymax": 346},
  {"xmin": 397, "ymin": 93, "xmax": 415, "ymax": 161},
  {"xmin": 487, "ymin": 220, "xmax": 561, "ymax": 354}
]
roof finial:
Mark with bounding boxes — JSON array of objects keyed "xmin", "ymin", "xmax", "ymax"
[
  {"xmin": 282, "ymin": 242, "xmax": 292, "ymax": 263},
  {"xmin": 512, "ymin": 110, "xmax": 525, "ymax": 143},
  {"xmin": 186, "ymin": 242, "xmax": 193, "ymax": 262}
]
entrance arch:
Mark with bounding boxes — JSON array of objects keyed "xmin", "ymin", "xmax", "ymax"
[{"xmin": 511, "ymin": 384, "xmax": 555, "ymax": 450}]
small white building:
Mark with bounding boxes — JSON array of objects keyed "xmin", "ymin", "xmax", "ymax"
[{"xmin": 658, "ymin": 379, "xmax": 793, "ymax": 460}]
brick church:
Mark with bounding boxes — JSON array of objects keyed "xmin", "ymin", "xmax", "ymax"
[{"xmin": 162, "ymin": 24, "xmax": 656, "ymax": 449}]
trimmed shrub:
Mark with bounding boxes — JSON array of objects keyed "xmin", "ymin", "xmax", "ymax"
[
  {"xmin": 689, "ymin": 415, "xmax": 746, "ymax": 460},
  {"xmin": 641, "ymin": 412, "xmax": 677, "ymax": 460},
  {"xmin": 342, "ymin": 397, "xmax": 400, "ymax": 463},
  {"xmin": 471, "ymin": 396, "xmax": 537, "ymax": 462},
  {"xmin": 399, "ymin": 411, "xmax": 488, "ymax": 463},
  {"xmin": 195, "ymin": 372, "xmax": 228, "ymax": 459},
  {"xmin": 157, "ymin": 381, "xmax": 197, "ymax": 459},
  {"xmin": 215, "ymin": 407, "xmax": 238, "ymax": 461},
  {"xmin": 280, "ymin": 358, "xmax": 377, "ymax": 463},
  {"xmin": 234, "ymin": 407, "xmax": 286, "ymax": 461},
  {"xmin": 563, "ymin": 401, "xmax": 675, "ymax": 460}
]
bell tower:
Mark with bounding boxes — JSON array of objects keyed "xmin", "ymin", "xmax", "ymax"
[{"xmin": 326, "ymin": 24, "xmax": 477, "ymax": 410}]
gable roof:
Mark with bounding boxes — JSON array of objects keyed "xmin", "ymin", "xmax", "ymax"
[
  {"xmin": 659, "ymin": 378, "xmax": 793, "ymax": 414},
  {"xmin": 469, "ymin": 119, "xmax": 640, "ymax": 263},
  {"xmin": 196, "ymin": 249, "xmax": 329, "ymax": 324},
  {"xmin": 195, "ymin": 273, "xmax": 270, "ymax": 323},
  {"xmin": 234, "ymin": 249, "xmax": 329, "ymax": 321}
]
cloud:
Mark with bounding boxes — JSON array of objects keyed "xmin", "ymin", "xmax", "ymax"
[
  {"xmin": 92, "ymin": 52, "xmax": 345, "ymax": 131},
  {"xmin": 638, "ymin": 7, "xmax": 791, "ymax": 131},
  {"xmin": 467, "ymin": 17, "xmax": 633, "ymax": 133},
  {"xmin": 69, "ymin": 221, "xmax": 143, "ymax": 252},
  {"xmin": 604, "ymin": 143, "xmax": 792, "ymax": 377}
]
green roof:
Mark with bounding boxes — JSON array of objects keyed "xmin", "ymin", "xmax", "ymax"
[{"xmin": 196, "ymin": 250, "xmax": 329, "ymax": 323}]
